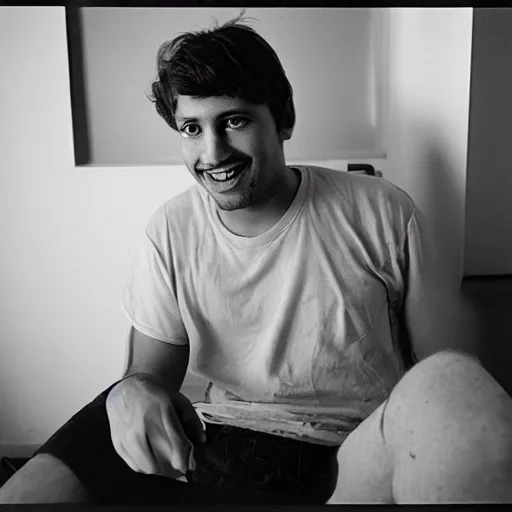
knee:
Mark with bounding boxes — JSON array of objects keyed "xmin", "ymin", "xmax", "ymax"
[
  {"xmin": 382, "ymin": 349, "xmax": 512, "ymax": 454},
  {"xmin": 381, "ymin": 351, "xmax": 512, "ymax": 503},
  {"xmin": 415, "ymin": 348, "xmax": 482, "ymax": 372},
  {"xmin": 387, "ymin": 349, "xmax": 483, "ymax": 409},
  {"xmin": 0, "ymin": 453, "xmax": 93, "ymax": 504}
]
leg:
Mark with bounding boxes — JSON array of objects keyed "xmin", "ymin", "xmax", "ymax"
[
  {"xmin": 0, "ymin": 383, "xmax": 195, "ymax": 505},
  {"xmin": 329, "ymin": 350, "xmax": 512, "ymax": 504},
  {"xmin": 0, "ymin": 454, "xmax": 93, "ymax": 503},
  {"xmin": 326, "ymin": 400, "xmax": 394, "ymax": 503},
  {"xmin": 0, "ymin": 383, "xmax": 125, "ymax": 504},
  {"xmin": 0, "ymin": 385, "xmax": 333, "ymax": 505},
  {"xmin": 385, "ymin": 350, "xmax": 512, "ymax": 503}
]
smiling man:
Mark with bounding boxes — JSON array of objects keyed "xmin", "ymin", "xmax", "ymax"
[
  {"xmin": 175, "ymin": 94, "xmax": 299, "ymax": 236},
  {"xmin": 2, "ymin": 14, "xmax": 512, "ymax": 505}
]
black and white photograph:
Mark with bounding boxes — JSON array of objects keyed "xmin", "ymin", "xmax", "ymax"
[{"xmin": 1, "ymin": 2, "xmax": 512, "ymax": 506}]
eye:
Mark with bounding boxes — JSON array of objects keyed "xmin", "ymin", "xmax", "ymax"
[
  {"xmin": 179, "ymin": 123, "xmax": 201, "ymax": 138},
  {"xmin": 225, "ymin": 116, "xmax": 249, "ymax": 130}
]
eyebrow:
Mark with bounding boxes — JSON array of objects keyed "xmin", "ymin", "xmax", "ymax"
[{"xmin": 175, "ymin": 108, "xmax": 253, "ymax": 123}]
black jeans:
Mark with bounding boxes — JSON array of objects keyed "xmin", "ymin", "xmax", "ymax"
[{"xmin": 34, "ymin": 384, "xmax": 339, "ymax": 505}]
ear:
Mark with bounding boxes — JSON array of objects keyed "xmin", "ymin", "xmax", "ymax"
[
  {"xmin": 278, "ymin": 97, "xmax": 295, "ymax": 142},
  {"xmin": 279, "ymin": 126, "xmax": 293, "ymax": 142}
]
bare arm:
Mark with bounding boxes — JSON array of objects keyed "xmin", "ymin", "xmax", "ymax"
[
  {"xmin": 405, "ymin": 275, "xmax": 480, "ymax": 362},
  {"xmin": 107, "ymin": 328, "xmax": 203, "ymax": 476},
  {"xmin": 403, "ymin": 209, "xmax": 480, "ymax": 362},
  {"xmin": 123, "ymin": 326, "xmax": 190, "ymax": 394}
]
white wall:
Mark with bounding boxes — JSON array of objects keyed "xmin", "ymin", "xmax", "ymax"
[
  {"xmin": 0, "ymin": 7, "xmax": 198, "ymax": 453},
  {"xmin": 0, "ymin": 6, "xmax": 473, "ymax": 453},
  {"xmin": 464, "ymin": 9, "xmax": 512, "ymax": 276},
  {"xmin": 0, "ymin": 7, "xmax": 367, "ymax": 454},
  {"xmin": 383, "ymin": 8, "xmax": 473, "ymax": 286}
]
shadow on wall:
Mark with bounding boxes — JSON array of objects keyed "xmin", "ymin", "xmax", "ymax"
[
  {"xmin": 420, "ymin": 129, "xmax": 465, "ymax": 287},
  {"xmin": 66, "ymin": 6, "xmax": 90, "ymax": 165}
]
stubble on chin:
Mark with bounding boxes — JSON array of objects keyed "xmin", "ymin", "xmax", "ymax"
[
  {"xmin": 215, "ymin": 189, "xmax": 254, "ymax": 211},
  {"xmin": 213, "ymin": 172, "xmax": 258, "ymax": 212}
]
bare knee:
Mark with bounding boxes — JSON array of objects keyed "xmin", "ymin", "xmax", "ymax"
[
  {"xmin": 329, "ymin": 402, "xmax": 394, "ymax": 504},
  {"xmin": 384, "ymin": 349, "xmax": 510, "ymax": 430},
  {"xmin": 0, "ymin": 453, "xmax": 93, "ymax": 504},
  {"xmin": 383, "ymin": 349, "xmax": 512, "ymax": 502}
]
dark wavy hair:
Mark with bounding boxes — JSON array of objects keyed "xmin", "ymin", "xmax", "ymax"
[{"xmin": 148, "ymin": 13, "xmax": 296, "ymax": 134}]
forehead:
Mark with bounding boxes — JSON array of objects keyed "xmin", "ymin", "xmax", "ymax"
[{"xmin": 174, "ymin": 95, "xmax": 267, "ymax": 121}]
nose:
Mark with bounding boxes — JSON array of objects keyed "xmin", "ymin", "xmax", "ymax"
[{"xmin": 200, "ymin": 128, "xmax": 231, "ymax": 168}]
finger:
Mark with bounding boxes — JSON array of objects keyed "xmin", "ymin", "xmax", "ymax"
[
  {"xmin": 145, "ymin": 421, "xmax": 188, "ymax": 478},
  {"xmin": 116, "ymin": 441, "xmax": 152, "ymax": 475},
  {"xmin": 152, "ymin": 441, "xmax": 190, "ymax": 478},
  {"xmin": 174, "ymin": 394, "xmax": 207, "ymax": 446},
  {"xmin": 110, "ymin": 424, "xmax": 155, "ymax": 475},
  {"xmin": 111, "ymin": 433, "xmax": 139, "ymax": 472},
  {"xmin": 122, "ymin": 434, "xmax": 160, "ymax": 475},
  {"xmin": 159, "ymin": 404, "xmax": 193, "ymax": 474}
]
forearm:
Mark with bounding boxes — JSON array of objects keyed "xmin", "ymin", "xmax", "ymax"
[
  {"xmin": 121, "ymin": 327, "xmax": 190, "ymax": 396},
  {"xmin": 122, "ymin": 365, "xmax": 186, "ymax": 396},
  {"xmin": 407, "ymin": 286, "xmax": 481, "ymax": 362}
]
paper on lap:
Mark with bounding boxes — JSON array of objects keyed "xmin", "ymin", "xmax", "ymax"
[{"xmin": 193, "ymin": 401, "xmax": 365, "ymax": 446}]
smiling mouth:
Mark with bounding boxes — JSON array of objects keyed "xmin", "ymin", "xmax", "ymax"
[
  {"xmin": 200, "ymin": 161, "xmax": 249, "ymax": 192},
  {"xmin": 204, "ymin": 162, "xmax": 247, "ymax": 182}
]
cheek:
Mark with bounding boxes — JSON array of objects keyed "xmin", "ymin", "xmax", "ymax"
[
  {"xmin": 232, "ymin": 129, "xmax": 265, "ymax": 154},
  {"xmin": 180, "ymin": 142, "xmax": 197, "ymax": 167},
  {"xmin": 254, "ymin": 138, "xmax": 277, "ymax": 167}
]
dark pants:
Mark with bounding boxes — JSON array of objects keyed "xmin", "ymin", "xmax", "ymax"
[{"xmin": 34, "ymin": 385, "xmax": 339, "ymax": 505}]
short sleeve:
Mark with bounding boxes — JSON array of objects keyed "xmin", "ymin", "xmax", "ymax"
[{"xmin": 121, "ymin": 209, "xmax": 188, "ymax": 345}]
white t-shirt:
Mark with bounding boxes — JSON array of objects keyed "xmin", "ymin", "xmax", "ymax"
[{"xmin": 122, "ymin": 165, "xmax": 427, "ymax": 445}]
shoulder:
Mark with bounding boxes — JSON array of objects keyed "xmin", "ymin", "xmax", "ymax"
[
  {"xmin": 144, "ymin": 184, "xmax": 206, "ymax": 241},
  {"xmin": 308, "ymin": 165, "xmax": 416, "ymax": 226}
]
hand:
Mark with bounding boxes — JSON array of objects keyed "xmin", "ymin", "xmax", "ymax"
[{"xmin": 106, "ymin": 374, "xmax": 206, "ymax": 478}]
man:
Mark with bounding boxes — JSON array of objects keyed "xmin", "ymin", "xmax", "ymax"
[{"xmin": 1, "ymin": 14, "xmax": 511, "ymax": 505}]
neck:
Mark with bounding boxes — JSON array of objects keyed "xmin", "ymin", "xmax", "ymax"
[{"xmin": 217, "ymin": 166, "xmax": 301, "ymax": 238}]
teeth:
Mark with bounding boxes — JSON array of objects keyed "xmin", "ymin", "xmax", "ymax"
[{"xmin": 210, "ymin": 168, "xmax": 237, "ymax": 182}]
